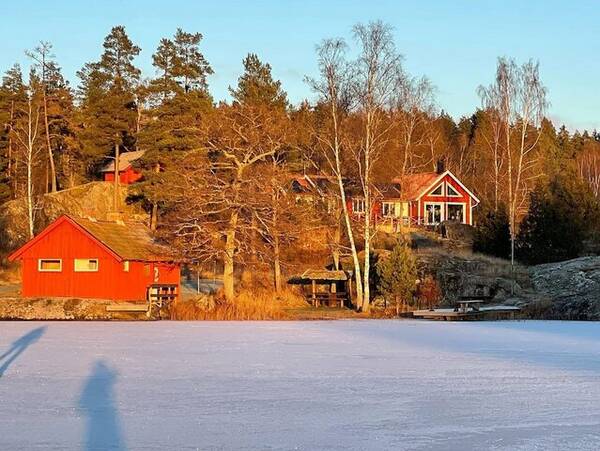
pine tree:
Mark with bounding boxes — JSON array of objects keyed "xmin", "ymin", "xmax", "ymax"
[
  {"xmin": 376, "ymin": 240, "xmax": 417, "ymax": 314},
  {"xmin": 229, "ymin": 53, "xmax": 288, "ymax": 109},
  {"xmin": 135, "ymin": 29, "xmax": 213, "ymax": 228},
  {"xmin": 76, "ymin": 26, "xmax": 141, "ymax": 174},
  {"xmin": 0, "ymin": 64, "xmax": 27, "ymax": 201}
]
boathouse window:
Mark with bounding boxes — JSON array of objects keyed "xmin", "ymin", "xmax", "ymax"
[
  {"xmin": 123, "ymin": 261, "xmax": 130, "ymax": 272},
  {"xmin": 74, "ymin": 258, "xmax": 99, "ymax": 272},
  {"xmin": 38, "ymin": 259, "xmax": 62, "ymax": 272}
]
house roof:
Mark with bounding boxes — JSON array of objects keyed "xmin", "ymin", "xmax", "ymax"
[
  {"xmin": 9, "ymin": 215, "xmax": 176, "ymax": 263},
  {"xmin": 392, "ymin": 170, "xmax": 480, "ymax": 204},
  {"xmin": 392, "ymin": 172, "xmax": 440, "ymax": 201},
  {"xmin": 100, "ymin": 150, "xmax": 146, "ymax": 173},
  {"xmin": 291, "ymin": 174, "xmax": 338, "ymax": 197}
]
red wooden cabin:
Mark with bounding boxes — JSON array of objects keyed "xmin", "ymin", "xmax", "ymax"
[
  {"xmin": 8, "ymin": 215, "xmax": 180, "ymax": 301},
  {"xmin": 347, "ymin": 170, "xmax": 480, "ymax": 227},
  {"xmin": 101, "ymin": 150, "xmax": 145, "ymax": 185}
]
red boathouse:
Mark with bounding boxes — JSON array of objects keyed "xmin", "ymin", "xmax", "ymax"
[
  {"xmin": 101, "ymin": 150, "xmax": 145, "ymax": 185},
  {"xmin": 8, "ymin": 215, "xmax": 180, "ymax": 301}
]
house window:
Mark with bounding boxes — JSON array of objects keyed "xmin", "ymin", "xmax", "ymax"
[
  {"xmin": 123, "ymin": 261, "xmax": 130, "ymax": 272},
  {"xmin": 430, "ymin": 184, "xmax": 443, "ymax": 196},
  {"xmin": 425, "ymin": 204, "xmax": 443, "ymax": 225},
  {"xmin": 382, "ymin": 202, "xmax": 397, "ymax": 218},
  {"xmin": 447, "ymin": 184, "xmax": 460, "ymax": 197},
  {"xmin": 38, "ymin": 259, "xmax": 62, "ymax": 272},
  {"xmin": 74, "ymin": 259, "xmax": 99, "ymax": 272},
  {"xmin": 447, "ymin": 204, "xmax": 465, "ymax": 223},
  {"xmin": 352, "ymin": 198, "xmax": 366, "ymax": 214}
]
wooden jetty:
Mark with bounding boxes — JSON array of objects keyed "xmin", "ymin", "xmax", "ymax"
[{"xmin": 413, "ymin": 302, "xmax": 521, "ymax": 321}]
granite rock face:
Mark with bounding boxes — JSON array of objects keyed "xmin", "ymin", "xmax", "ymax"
[
  {"xmin": 529, "ymin": 256, "xmax": 600, "ymax": 320},
  {"xmin": 0, "ymin": 182, "xmax": 146, "ymax": 254}
]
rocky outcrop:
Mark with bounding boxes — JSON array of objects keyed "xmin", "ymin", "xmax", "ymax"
[
  {"xmin": 416, "ymin": 249, "xmax": 531, "ymax": 305},
  {"xmin": 0, "ymin": 297, "xmax": 151, "ymax": 320},
  {"xmin": 0, "ymin": 182, "xmax": 146, "ymax": 254},
  {"xmin": 528, "ymin": 257, "xmax": 600, "ymax": 320}
]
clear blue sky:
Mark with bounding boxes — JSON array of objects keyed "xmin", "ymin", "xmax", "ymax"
[{"xmin": 1, "ymin": 0, "xmax": 598, "ymax": 131}]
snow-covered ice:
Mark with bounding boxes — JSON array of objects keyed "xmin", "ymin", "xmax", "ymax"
[{"xmin": 1, "ymin": 320, "xmax": 600, "ymax": 450}]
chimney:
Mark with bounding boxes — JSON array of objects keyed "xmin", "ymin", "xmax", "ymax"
[{"xmin": 436, "ymin": 158, "xmax": 446, "ymax": 174}]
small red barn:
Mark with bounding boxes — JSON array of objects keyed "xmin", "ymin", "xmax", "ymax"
[
  {"xmin": 8, "ymin": 215, "xmax": 180, "ymax": 301},
  {"xmin": 347, "ymin": 170, "xmax": 479, "ymax": 227},
  {"xmin": 101, "ymin": 150, "xmax": 145, "ymax": 185}
]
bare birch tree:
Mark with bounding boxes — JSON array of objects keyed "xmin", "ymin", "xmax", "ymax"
[
  {"xmin": 307, "ymin": 38, "xmax": 364, "ymax": 309},
  {"xmin": 26, "ymin": 42, "xmax": 58, "ymax": 193},
  {"xmin": 13, "ymin": 89, "xmax": 43, "ymax": 238},
  {"xmin": 478, "ymin": 57, "xmax": 547, "ymax": 267},
  {"xmin": 577, "ymin": 143, "xmax": 600, "ymax": 198},
  {"xmin": 351, "ymin": 21, "xmax": 403, "ymax": 311},
  {"xmin": 395, "ymin": 75, "xmax": 436, "ymax": 176}
]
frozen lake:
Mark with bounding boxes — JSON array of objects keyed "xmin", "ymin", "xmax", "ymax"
[{"xmin": 1, "ymin": 320, "xmax": 600, "ymax": 450}]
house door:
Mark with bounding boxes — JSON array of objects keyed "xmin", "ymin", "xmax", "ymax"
[{"xmin": 425, "ymin": 203, "xmax": 442, "ymax": 225}]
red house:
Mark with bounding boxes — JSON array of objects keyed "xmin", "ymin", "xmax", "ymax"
[
  {"xmin": 348, "ymin": 170, "xmax": 480, "ymax": 228},
  {"xmin": 8, "ymin": 215, "xmax": 180, "ymax": 301},
  {"xmin": 101, "ymin": 150, "xmax": 145, "ymax": 185}
]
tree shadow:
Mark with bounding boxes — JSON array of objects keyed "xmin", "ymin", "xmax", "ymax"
[
  {"xmin": 79, "ymin": 360, "xmax": 127, "ymax": 451},
  {"xmin": 0, "ymin": 326, "xmax": 46, "ymax": 378}
]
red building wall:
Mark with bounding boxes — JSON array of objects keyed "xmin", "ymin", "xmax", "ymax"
[
  {"xmin": 103, "ymin": 166, "xmax": 143, "ymax": 185},
  {"xmin": 16, "ymin": 220, "xmax": 179, "ymax": 301}
]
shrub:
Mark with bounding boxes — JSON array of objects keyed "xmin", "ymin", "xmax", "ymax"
[
  {"xmin": 376, "ymin": 239, "xmax": 417, "ymax": 314},
  {"xmin": 416, "ymin": 275, "xmax": 442, "ymax": 309}
]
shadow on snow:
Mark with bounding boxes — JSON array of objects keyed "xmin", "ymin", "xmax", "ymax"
[
  {"xmin": 0, "ymin": 326, "xmax": 46, "ymax": 378},
  {"xmin": 79, "ymin": 360, "xmax": 127, "ymax": 451}
]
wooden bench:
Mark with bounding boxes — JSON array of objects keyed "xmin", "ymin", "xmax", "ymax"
[{"xmin": 306, "ymin": 292, "xmax": 348, "ymax": 308}]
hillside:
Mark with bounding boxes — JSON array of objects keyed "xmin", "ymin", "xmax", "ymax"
[{"xmin": 0, "ymin": 182, "xmax": 146, "ymax": 255}]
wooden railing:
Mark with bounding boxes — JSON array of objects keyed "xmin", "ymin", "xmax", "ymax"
[{"xmin": 147, "ymin": 284, "xmax": 178, "ymax": 317}]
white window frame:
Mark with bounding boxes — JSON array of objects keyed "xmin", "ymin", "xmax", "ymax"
[
  {"xmin": 424, "ymin": 202, "xmax": 444, "ymax": 225},
  {"xmin": 446, "ymin": 182, "xmax": 461, "ymax": 197},
  {"xmin": 429, "ymin": 183, "xmax": 444, "ymax": 197},
  {"xmin": 446, "ymin": 202, "xmax": 467, "ymax": 224},
  {"xmin": 382, "ymin": 201, "xmax": 397, "ymax": 218},
  {"xmin": 352, "ymin": 198, "xmax": 366, "ymax": 215},
  {"xmin": 38, "ymin": 259, "xmax": 62, "ymax": 272},
  {"xmin": 74, "ymin": 258, "xmax": 99, "ymax": 272}
]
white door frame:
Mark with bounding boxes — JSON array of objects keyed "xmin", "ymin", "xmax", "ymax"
[
  {"xmin": 446, "ymin": 201, "xmax": 467, "ymax": 224},
  {"xmin": 423, "ymin": 201, "xmax": 444, "ymax": 225}
]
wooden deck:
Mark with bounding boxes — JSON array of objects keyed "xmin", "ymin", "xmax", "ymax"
[{"xmin": 412, "ymin": 306, "xmax": 521, "ymax": 321}]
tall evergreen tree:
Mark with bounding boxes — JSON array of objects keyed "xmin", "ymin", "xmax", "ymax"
[
  {"xmin": 135, "ymin": 29, "xmax": 213, "ymax": 228},
  {"xmin": 516, "ymin": 175, "xmax": 600, "ymax": 264},
  {"xmin": 76, "ymin": 26, "xmax": 141, "ymax": 175},
  {"xmin": 0, "ymin": 64, "xmax": 27, "ymax": 201},
  {"xmin": 229, "ymin": 53, "xmax": 288, "ymax": 109}
]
